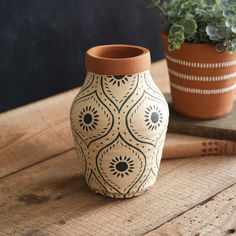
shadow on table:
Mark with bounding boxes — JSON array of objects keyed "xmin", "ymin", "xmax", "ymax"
[{"xmin": 17, "ymin": 173, "xmax": 120, "ymax": 230}]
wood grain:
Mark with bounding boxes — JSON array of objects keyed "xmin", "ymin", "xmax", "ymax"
[
  {"xmin": 1, "ymin": 149, "xmax": 236, "ymax": 235},
  {"xmin": 1, "ymin": 59, "xmax": 235, "ymax": 180},
  {"xmin": 0, "ymin": 90, "xmax": 77, "ymax": 178},
  {"xmin": 145, "ymin": 183, "xmax": 236, "ymax": 236},
  {"xmin": 1, "ymin": 59, "xmax": 236, "ymax": 235}
]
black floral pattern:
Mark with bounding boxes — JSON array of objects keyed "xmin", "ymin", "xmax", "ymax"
[
  {"xmin": 144, "ymin": 105, "xmax": 163, "ymax": 130},
  {"xmin": 78, "ymin": 106, "xmax": 99, "ymax": 131},
  {"xmin": 108, "ymin": 75, "xmax": 130, "ymax": 87},
  {"xmin": 109, "ymin": 156, "xmax": 134, "ymax": 178}
]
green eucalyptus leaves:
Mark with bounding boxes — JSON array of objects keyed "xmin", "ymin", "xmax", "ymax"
[{"xmin": 150, "ymin": 0, "xmax": 236, "ymax": 53}]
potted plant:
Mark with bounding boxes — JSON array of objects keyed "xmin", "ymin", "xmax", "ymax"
[{"xmin": 150, "ymin": 0, "xmax": 236, "ymax": 119}]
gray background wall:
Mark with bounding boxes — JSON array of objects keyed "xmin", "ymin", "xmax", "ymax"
[{"xmin": 0, "ymin": 0, "xmax": 163, "ymax": 112}]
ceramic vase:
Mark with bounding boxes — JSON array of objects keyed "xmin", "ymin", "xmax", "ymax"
[
  {"xmin": 70, "ymin": 44, "xmax": 169, "ymax": 198},
  {"xmin": 162, "ymin": 32, "xmax": 236, "ymax": 120}
]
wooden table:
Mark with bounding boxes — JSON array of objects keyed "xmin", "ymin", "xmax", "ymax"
[{"xmin": 1, "ymin": 60, "xmax": 236, "ymax": 236}]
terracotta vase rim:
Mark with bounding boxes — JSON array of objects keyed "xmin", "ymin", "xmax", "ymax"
[{"xmin": 86, "ymin": 44, "xmax": 151, "ymax": 75}]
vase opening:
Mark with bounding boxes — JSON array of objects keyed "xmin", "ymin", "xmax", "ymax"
[
  {"xmin": 86, "ymin": 44, "xmax": 151, "ymax": 75},
  {"xmin": 88, "ymin": 45, "xmax": 145, "ymax": 59}
]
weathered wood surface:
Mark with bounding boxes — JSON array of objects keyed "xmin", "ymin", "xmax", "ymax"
[
  {"xmin": 0, "ymin": 90, "xmax": 77, "ymax": 178},
  {"xmin": 2, "ymin": 60, "xmax": 235, "ymax": 180},
  {"xmin": 146, "ymin": 183, "xmax": 236, "ymax": 236},
  {"xmin": 1, "ymin": 59, "xmax": 236, "ymax": 235},
  {"xmin": 1, "ymin": 150, "xmax": 236, "ymax": 235}
]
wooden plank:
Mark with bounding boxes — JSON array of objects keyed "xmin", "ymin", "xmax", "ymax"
[
  {"xmin": 145, "ymin": 184, "xmax": 236, "ymax": 236},
  {"xmin": 0, "ymin": 89, "xmax": 77, "ymax": 178},
  {"xmin": 167, "ymin": 94, "xmax": 236, "ymax": 141},
  {"xmin": 1, "ymin": 149, "xmax": 236, "ymax": 235},
  {"xmin": 1, "ymin": 58, "xmax": 236, "ymax": 178}
]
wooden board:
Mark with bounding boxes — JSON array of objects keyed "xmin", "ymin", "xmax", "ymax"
[
  {"xmin": 0, "ymin": 60, "xmax": 235, "ymax": 180},
  {"xmin": 1, "ymin": 95, "xmax": 235, "ymax": 179},
  {"xmin": 1, "ymin": 59, "xmax": 236, "ymax": 235},
  {"xmin": 146, "ymin": 183, "xmax": 236, "ymax": 236},
  {"xmin": 1, "ymin": 150, "xmax": 236, "ymax": 235},
  {"xmin": 0, "ymin": 89, "xmax": 77, "ymax": 179},
  {"xmin": 166, "ymin": 94, "xmax": 236, "ymax": 141}
]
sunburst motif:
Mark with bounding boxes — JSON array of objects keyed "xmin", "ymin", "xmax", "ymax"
[
  {"xmin": 108, "ymin": 75, "xmax": 131, "ymax": 87},
  {"xmin": 78, "ymin": 106, "xmax": 99, "ymax": 131},
  {"xmin": 109, "ymin": 156, "xmax": 134, "ymax": 178},
  {"xmin": 144, "ymin": 105, "xmax": 163, "ymax": 130}
]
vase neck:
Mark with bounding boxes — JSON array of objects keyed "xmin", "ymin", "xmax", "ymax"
[{"xmin": 86, "ymin": 44, "xmax": 151, "ymax": 75}]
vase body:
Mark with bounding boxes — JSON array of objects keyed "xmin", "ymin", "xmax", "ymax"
[
  {"xmin": 162, "ymin": 32, "xmax": 236, "ymax": 120},
  {"xmin": 70, "ymin": 45, "xmax": 169, "ymax": 198}
]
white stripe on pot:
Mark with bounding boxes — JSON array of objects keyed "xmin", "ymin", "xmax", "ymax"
[
  {"xmin": 168, "ymin": 68, "xmax": 236, "ymax": 82},
  {"xmin": 170, "ymin": 82, "xmax": 236, "ymax": 95},
  {"xmin": 165, "ymin": 53, "xmax": 236, "ymax": 68}
]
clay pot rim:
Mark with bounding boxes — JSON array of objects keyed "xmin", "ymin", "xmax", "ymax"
[
  {"xmin": 161, "ymin": 30, "xmax": 218, "ymax": 51},
  {"xmin": 87, "ymin": 44, "xmax": 149, "ymax": 60},
  {"xmin": 86, "ymin": 44, "xmax": 151, "ymax": 75},
  {"xmin": 161, "ymin": 30, "xmax": 236, "ymax": 61}
]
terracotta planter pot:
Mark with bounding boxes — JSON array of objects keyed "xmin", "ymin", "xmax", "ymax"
[
  {"xmin": 161, "ymin": 32, "xmax": 236, "ymax": 119},
  {"xmin": 70, "ymin": 45, "xmax": 169, "ymax": 198}
]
